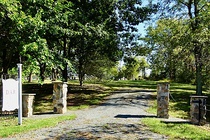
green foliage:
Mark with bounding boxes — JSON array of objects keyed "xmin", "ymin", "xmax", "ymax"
[
  {"xmin": 145, "ymin": 11, "xmax": 209, "ymax": 86},
  {"xmin": 21, "ymin": 38, "xmax": 54, "ymax": 81},
  {"xmin": 144, "ymin": 19, "xmax": 191, "ymax": 81},
  {"xmin": 84, "ymin": 57, "xmax": 118, "ymax": 81},
  {"xmin": 0, "ymin": 0, "xmax": 23, "ymax": 73},
  {"xmin": 122, "ymin": 56, "xmax": 149, "ymax": 80},
  {"xmin": 149, "ymin": 0, "xmax": 210, "ymax": 94},
  {"xmin": 138, "ymin": 57, "xmax": 149, "ymax": 78},
  {"xmin": 0, "ymin": 0, "xmax": 158, "ymax": 83},
  {"xmin": 22, "ymin": 39, "xmax": 52, "ymax": 62},
  {"xmin": 123, "ymin": 57, "xmax": 140, "ymax": 80},
  {"xmin": 116, "ymin": 0, "xmax": 158, "ymax": 56}
]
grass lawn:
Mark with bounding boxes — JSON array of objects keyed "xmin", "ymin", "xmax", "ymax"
[
  {"xmin": 0, "ymin": 115, "xmax": 76, "ymax": 138},
  {"xmin": 142, "ymin": 118, "xmax": 210, "ymax": 139},
  {"xmin": 22, "ymin": 82, "xmax": 112, "ymax": 113},
  {"xmin": 1, "ymin": 79, "xmax": 210, "ymax": 139}
]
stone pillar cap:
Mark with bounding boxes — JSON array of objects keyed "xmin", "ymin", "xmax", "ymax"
[
  {"xmin": 22, "ymin": 93, "xmax": 36, "ymax": 96},
  {"xmin": 52, "ymin": 81, "xmax": 68, "ymax": 84},
  {"xmin": 157, "ymin": 82, "xmax": 170, "ymax": 84},
  {"xmin": 52, "ymin": 80, "xmax": 63, "ymax": 83},
  {"xmin": 190, "ymin": 95, "xmax": 208, "ymax": 98}
]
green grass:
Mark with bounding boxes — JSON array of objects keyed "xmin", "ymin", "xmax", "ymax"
[
  {"xmin": 100, "ymin": 80, "xmax": 157, "ymax": 90},
  {"xmin": 68, "ymin": 105, "xmax": 89, "ymax": 110},
  {"xmin": 23, "ymin": 82, "xmax": 112, "ymax": 114},
  {"xmin": 3, "ymin": 79, "xmax": 210, "ymax": 138},
  {"xmin": 142, "ymin": 118, "xmax": 210, "ymax": 139},
  {"xmin": 67, "ymin": 84, "xmax": 111, "ymax": 110},
  {"xmin": 22, "ymin": 83, "xmax": 54, "ymax": 113},
  {"xmin": 0, "ymin": 115, "xmax": 76, "ymax": 138}
]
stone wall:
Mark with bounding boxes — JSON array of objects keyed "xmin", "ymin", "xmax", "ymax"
[{"xmin": 157, "ymin": 82, "xmax": 169, "ymax": 118}]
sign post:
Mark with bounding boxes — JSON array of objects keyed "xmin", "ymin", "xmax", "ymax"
[{"xmin": 17, "ymin": 64, "xmax": 22, "ymax": 125}]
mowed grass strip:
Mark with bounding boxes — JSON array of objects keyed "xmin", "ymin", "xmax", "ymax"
[
  {"xmin": 142, "ymin": 118, "xmax": 210, "ymax": 139},
  {"xmin": 0, "ymin": 115, "xmax": 76, "ymax": 138}
]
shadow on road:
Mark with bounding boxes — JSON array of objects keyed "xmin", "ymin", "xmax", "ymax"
[
  {"xmin": 114, "ymin": 114, "xmax": 157, "ymax": 119},
  {"xmin": 55, "ymin": 123, "xmax": 166, "ymax": 140},
  {"xmin": 112, "ymin": 89, "xmax": 156, "ymax": 93}
]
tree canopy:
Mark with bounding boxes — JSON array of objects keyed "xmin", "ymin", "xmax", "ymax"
[
  {"xmin": 0, "ymin": 0, "xmax": 157, "ymax": 85},
  {"xmin": 143, "ymin": 0, "xmax": 210, "ymax": 94}
]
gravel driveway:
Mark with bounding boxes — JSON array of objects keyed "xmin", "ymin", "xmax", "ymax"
[{"xmin": 6, "ymin": 90, "xmax": 167, "ymax": 140}]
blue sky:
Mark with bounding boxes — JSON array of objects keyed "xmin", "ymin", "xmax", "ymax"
[
  {"xmin": 119, "ymin": 0, "xmax": 158, "ymax": 75},
  {"xmin": 137, "ymin": 23, "xmax": 147, "ymax": 37},
  {"xmin": 137, "ymin": 0, "xmax": 158, "ymax": 37}
]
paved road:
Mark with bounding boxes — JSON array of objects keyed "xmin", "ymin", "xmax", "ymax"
[{"xmin": 6, "ymin": 90, "xmax": 167, "ymax": 140}]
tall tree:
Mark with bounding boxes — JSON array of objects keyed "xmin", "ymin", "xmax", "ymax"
[
  {"xmin": 116, "ymin": 0, "xmax": 158, "ymax": 56},
  {"xmin": 139, "ymin": 57, "xmax": 149, "ymax": 79},
  {"xmin": 0, "ymin": 0, "xmax": 159, "ymax": 84},
  {"xmin": 19, "ymin": 0, "xmax": 75, "ymax": 82},
  {"xmin": 144, "ymin": 19, "xmax": 196, "ymax": 82},
  {"xmin": 0, "ymin": 0, "xmax": 22, "ymax": 75},
  {"xmin": 69, "ymin": 0, "xmax": 158, "ymax": 85},
  {"xmin": 123, "ymin": 56, "xmax": 140, "ymax": 80},
  {"xmin": 156, "ymin": 0, "xmax": 210, "ymax": 95},
  {"xmin": 69, "ymin": 0, "xmax": 120, "ymax": 86}
]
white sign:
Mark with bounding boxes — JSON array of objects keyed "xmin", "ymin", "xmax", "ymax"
[{"xmin": 2, "ymin": 79, "xmax": 18, "ymax": 111}]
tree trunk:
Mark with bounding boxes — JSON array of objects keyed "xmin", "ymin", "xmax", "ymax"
[
  {"xmin": 78, "ymin": 28, "xmax": 85, "ymax": 86},
  {"xmin": 187, "ymin": 0, "xmax": 202, "ymax": 95},
  {"xmin": 143, "ymin": 67, "xmax": 146, "ymax": 78},
  {"xmin": 39, "ymin": 63, "xmax": 46, "ymax": 82},
  {"xmin": 79, "ymin": 74, "xmax": 83, "ymax": 86},
  {"xmin": 52, "ymin": 68, "xmax": 57, "ymax": 81},
  {"xmin": 78, "ymin": 62, "xmax": 84, "ymax": 86},
  {"xmin": 28, "ymin": 71, "xmax": 33, "ymax": 82},
  {"xmin": 2, "ymin": 49, "xmax": 8, "ymax": 74},
  {"xmin": 62, "ymin": 36, "xmax": 68, "ymax": 82},
  {"xmin": 194, "ymin": 45, "xmax": 202, "ymax": 95}
]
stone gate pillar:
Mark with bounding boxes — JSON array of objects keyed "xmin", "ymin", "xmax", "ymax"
[
  {"xmin": 190, "ymin": 95, "xmax": 207, "ymax": 125},
  {"xmin": 22, "ymin": 93, "xmax": 36, "ymax": 117},
  {"xmin": 157, "ymin": 82, "xmax": 170, "ymax": 118},
  {"xmin": 53, "ymin": 82, "xmax": 68, "ymax": 114}
]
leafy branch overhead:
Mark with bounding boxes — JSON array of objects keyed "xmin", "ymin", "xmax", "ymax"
[{"xmin": 0, "ymin": 0, "xmax": 160, "ymax": 84}]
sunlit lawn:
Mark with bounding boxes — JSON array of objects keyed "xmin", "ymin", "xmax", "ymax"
[
  {"xmin": 142, "ymin": 118, "xmax": 210, "ymax": 139},
  {"xmin": 0, "ymin": 115, "xmax": 76, "ymax": 138}
]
